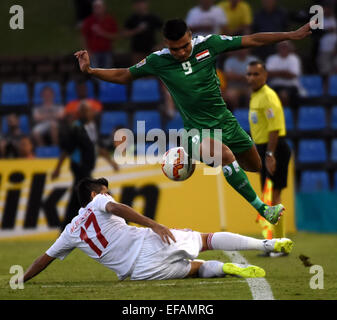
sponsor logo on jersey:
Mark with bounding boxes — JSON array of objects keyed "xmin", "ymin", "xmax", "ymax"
[
  {"xmin": 250, "ymin": 111, "xmax": 258, "ymax": 124},
  {"xmin": 195, "ymin": 49, "xmax": 211, "ymax": 62},
  {"xmin": 136, "ymin": 58, "xmax": 146, "ymax": 68}
]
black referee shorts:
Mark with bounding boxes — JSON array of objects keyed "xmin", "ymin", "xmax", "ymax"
[{"xmin": 256, "ymin": 138, "xmax": 291, "ymax": 190}]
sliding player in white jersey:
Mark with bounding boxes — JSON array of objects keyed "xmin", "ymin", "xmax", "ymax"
[{"xmin": 21, "ymin": 178, "xmax": 293, "ymax": 282}]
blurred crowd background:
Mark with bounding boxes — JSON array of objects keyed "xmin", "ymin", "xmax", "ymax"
[{"xmin": 1, "ymin": 0, "xmax": 337, "ymax": 192}]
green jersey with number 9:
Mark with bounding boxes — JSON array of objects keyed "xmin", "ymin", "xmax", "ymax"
[{"xmin": 129, "ymin": 34, "xmax": 242, "ymax": 130}]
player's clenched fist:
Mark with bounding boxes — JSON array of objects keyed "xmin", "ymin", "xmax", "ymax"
[{"xmin": 74, "ymin": 50, "xmax": 91, "ymax": 74}]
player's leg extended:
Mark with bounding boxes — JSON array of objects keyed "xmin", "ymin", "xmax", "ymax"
[
  {"xmin": 186, "ymin": 232, "xmax": 292, "ymax": 279},
  {"xmin": 199, "ymin": 232, "xmax": 292, "ymax": 253},
  {"xmin": 234, "ymin": 144, "xmax": 262, "ymax": 172},
  {"xmin": 188, "ymin": 260, "xmax": 266, "ymax": 278},
  {"xmin": 200, "ymin": 137, "xmax": 283, "ymax": 223}
]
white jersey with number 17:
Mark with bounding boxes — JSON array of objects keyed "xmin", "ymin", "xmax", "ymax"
[{"xmin": 46, "ymin": 194, "xmax": 150, "ymax": 280}]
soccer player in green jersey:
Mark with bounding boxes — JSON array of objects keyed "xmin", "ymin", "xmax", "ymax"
[{"xmin": 75, "ymin": 19, "xmax": 311, "ymax": 225}]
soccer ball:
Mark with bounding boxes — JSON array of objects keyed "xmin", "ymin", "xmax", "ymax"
[{"xmin": 161, "ymin": 147, "xmax": 195, "ymax": 181}]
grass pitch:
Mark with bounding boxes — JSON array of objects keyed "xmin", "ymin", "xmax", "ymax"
[{"xmin": 0, "ymin": 232, "xmax": 336, "ymax": 300}]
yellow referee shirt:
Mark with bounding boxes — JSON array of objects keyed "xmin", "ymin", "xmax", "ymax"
[
  {"xmin": 249, "ymin": 84, "xmax": 286, "ymax": 144},
  {"xmin": 218, "ymin": 1, "xmax": 252, "ymax": 34}
]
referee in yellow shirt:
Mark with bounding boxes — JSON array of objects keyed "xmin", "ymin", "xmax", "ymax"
[{"xmin": 246, "ymin": 61, "xmax": 291, "ymax": 254}]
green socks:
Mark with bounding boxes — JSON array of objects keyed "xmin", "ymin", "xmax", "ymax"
[{"xmin": 223, "ymin": 161, "xmax": 267, "ymax": 217}]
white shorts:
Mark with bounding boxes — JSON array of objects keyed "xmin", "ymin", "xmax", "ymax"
[{"xmin": 130, "ymin": 229, "xmax": 202, "ymax": 280}]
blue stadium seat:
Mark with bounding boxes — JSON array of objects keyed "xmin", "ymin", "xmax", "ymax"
[
  {"xmin": 283, "ymin": 107, "xmax": 294, "ymax": 131},
  {"xmin": 0, "ymin": 82, "xmax": 29, "ymax": 106},
  {"xmin": 2, "ymin": 114, "xmax": 30, "ymax": 134},
  {"xmin": 98, "ymin": 81, "xmax": 127, "ymax": 103},
  {"xmin": 297, "ymin": 106, "xmax": 326, "ymax": 131},
  {"xmin": 300, "ymin": 75, "xmax": 323, "ymax": 97},
  {"xmin": 331, "ymin": 106, "xmax": 337, "ymax": 130},
  {"xmin": 131, "ymin": 79, "xmax": 161, "ymax": 103},
  {"xmin": 297, "ymin": 139, "xmax": 327, "ymax": 163},
  {"xmin": 65, "ymin": 80, "xmax": 95, "ymax": 103},
  {"xmin": 133, "ymin": 110, "xmax": 162, "ymax": 134},
  {"xmin": 328, "ymin": 75, "xmax": 337, "ymax": 96},
  {"xmin": 164, "ymin": 113, "xmax": 184, "ymax": 150},
  {"xmin": 165, "ymin": 113, "xmax": 184, "ymax": 132},
  {"xmin": 35, "ymin": 146, "xmax": 60, "ymax": 158},
  {"xmin": 100, "ymin": 111, "xmax": 128, "ymax": 135},
  {"xmin": 33, "ymin": 81, "xmax": 62, "ymax": 105},
  {"xmin": 233, "ymin": 108, "xmax": 250, "ymax": 132},
  {"xmin": 331, "ymin": 139, "xmax": 337, "ymax": 162},
  {"xmin": 300, "ymin": 171, "xmax": 330, "ymax": 192}
]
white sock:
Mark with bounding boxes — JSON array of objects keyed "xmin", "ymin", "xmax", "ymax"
[
  {"xmin": 198, "ymin": 260, "xmax": 225, "ymax": 278},
  {"xmin": 208, "ymin": 232, "xmax": 266, "ymax": 251}
]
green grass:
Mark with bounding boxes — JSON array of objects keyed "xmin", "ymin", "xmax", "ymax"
[{"xmin": 0, "ymin": 232, "xmax": 336, "ymax": 300}]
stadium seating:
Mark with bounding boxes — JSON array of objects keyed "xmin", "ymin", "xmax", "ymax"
[
  {"xmin": 130, "ymin": 79, "xmax": 161, "ymax": 103},
  {"xmin": 297, "ymin": 139, "xmax": 327, "ymax": 163},
  {"xmin": 165, "ymin": 113, "xmax": 184, "ymax": 132},
  {"xmin": 300, "ymin": 170, "xmax": 330, "ymax": 192},
  {"xmin": 65, "ymin": 80, "xmax": 95, "ymax": 103},
  {"xmin": 35, "ymin": 145, "xmax": 60, "ymax": 158},
  {"xmin": 2, "ymin": 71, "xmax": 337, "ymax": 193},
  {"xmin": 297, "ymin": 106, "xmax": 326, "ymax": 131},
  {"xmin": 328, "ymin": 75, "xmax": 337, "ymax": 96},
  {"xmin": 0, "ymin": 82, "xmax": 29, "ymax": 106},
  {"xmin": 331, "ymin": 139, "xmax": 337, "ymax": 162},
  {"xmin": 33, "ymin": 81, "xmax": 63, "ymax": 105},
  {"xmin": 133, "ymin": 110, "xmax": 161, "ymax": 134},
  {"xmin": 164, "ymin": 113, "xmax": 184, "ymax": 149},
  {"xmin": 1, "ymin": 114, "xmax": 30, "ymax": 134},
  {"xmin": 233, "ymin": 108, "xmax": 250, "ymax": 132},
  {"xmin": 300, "ymin": 75, "xmax": 323, "ymax": 97},
  {"xmin": 98, "ymin": 81, "xmax": 127, "ymax": 103},
  {"xmin": 100, "ymin": 111, "xmax": 128, "ymax": 136},
  {"xmin": 331, "ymin": 106, "xmax": 337, "ymax": 130},
  {"xmin": 283, "ymin": 107, "xmax": 294, "ymax": 131}
]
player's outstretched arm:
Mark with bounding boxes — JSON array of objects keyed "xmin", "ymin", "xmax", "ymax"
[
  {"xmin": 241, "ymin": 22, "xmax": 312, "ymax": 48},
  {"xmin": 74, "ymin": 50, "xmax": 133, "ymax": 84},
  {"xmin": 21, "ymin": 253, "xmax": 55, "ymax": 283},
  {"xmin": 105, "ymin": 202, "xmax": 176, "ymax": 244}
]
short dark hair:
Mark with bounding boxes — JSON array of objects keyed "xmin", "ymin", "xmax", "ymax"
[
  {"xmin": 163, "ymin": 19, "xmax": 188, "ymax": 41},
  {"xmin": 248, "ymin": 60, "xmax": 266, "ymax": 70},
  {"xmin": 76, "ymin": 177, "xmax": 109, "ymax": 207}
]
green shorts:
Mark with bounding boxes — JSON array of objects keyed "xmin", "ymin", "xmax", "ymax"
[{"xmin": 182, "ymin": 114, "xmax": 253, "ymax": 161}]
